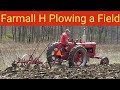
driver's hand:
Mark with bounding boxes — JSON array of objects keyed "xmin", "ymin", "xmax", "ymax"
[{"xmin": 69, "ymin": 39, "xmax": 73, "ymax": 42}]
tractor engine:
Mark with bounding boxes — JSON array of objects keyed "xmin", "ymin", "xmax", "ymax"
[{"xmin": 76, "ymin": 42, "xmax": 96, "ymax": 58}]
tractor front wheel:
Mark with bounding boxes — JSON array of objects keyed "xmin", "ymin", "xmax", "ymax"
[
  {"xmin": 68, "ymin": 45, "xmax": 89, "ymax": 68},
  {"xmin": 100, "ymin": 57, "xmax": 109, "ymax": 65}
]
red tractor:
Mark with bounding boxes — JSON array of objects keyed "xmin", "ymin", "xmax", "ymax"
[{"xmin": 46, "ymin": 39, "xmax": 109, "ymax": 68}]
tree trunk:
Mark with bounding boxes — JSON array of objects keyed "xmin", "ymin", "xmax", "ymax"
[{"xmin": 117, "ymin": 26, "xmax": 119, "ymax": 44}]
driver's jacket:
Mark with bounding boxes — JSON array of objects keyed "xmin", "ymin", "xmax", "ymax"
[{"xmin": 60, "ymin": 32, "xmax": 69, "ymax": 45}]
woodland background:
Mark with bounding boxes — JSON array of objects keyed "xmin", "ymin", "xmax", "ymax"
[{"xmin": 0, "ymin": 26, "xmax": 119, "ymax": 44}]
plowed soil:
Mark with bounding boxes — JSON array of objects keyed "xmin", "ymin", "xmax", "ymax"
[{"xmin": 0, "ymin": 64, "xmax": 120, "ymax": 79}]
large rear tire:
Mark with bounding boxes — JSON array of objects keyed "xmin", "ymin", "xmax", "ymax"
[
  {"xmin": 46, "ymin": 42, "xmax": 59, "ymax": 68},
  {"xmin": 68, "ymin": 45, "xmax": 88, "ymax": 68}
]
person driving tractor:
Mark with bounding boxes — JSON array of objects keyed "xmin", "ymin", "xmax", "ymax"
[
  {"xmin": 60, "ymin": 29, "xmax": 71, "ymax": 49},
  {"xmin": 55, "ymin": 29, "xmax": 71, "ymax": 65}
]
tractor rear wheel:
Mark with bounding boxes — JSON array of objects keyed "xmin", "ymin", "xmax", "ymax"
[
  {"xmin": 46, "ymin": 42, "xmax": 59, "ymax": 68},
  {"xmin": 68, "ymin": 45, "xmax": 88, "ymax": 68}
]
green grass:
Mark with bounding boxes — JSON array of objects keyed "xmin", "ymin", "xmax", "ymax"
[{"xmin": 0, "ymin": 31, "xmax": 13, "ymax": 42}]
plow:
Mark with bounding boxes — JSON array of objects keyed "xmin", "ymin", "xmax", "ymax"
[
  {"xmin": 10, "ymin": 29, "xmax": 109, "ymax": 71},
  {"xmin": 11, "ymin": 42, "xmax": 51, "ymax": 71}
]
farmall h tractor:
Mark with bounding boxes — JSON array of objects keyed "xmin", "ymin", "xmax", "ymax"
[{"xmin": 46, "ymin": 29, "xmax": 109, "ymax": 68}]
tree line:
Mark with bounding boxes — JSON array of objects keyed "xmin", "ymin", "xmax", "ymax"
[{"xmin": 0, "ymin": 26, "xmax": 120, "ymax": 44}]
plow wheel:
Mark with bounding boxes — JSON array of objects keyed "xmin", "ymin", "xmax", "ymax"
[
  {"xmin": 68, "ymin": 45, "xmax": 88, "ymax": 68},
  {"xmin": 46, "ymin": 42, "xmax": 59, "ymax": 69},
  {"xmin": 100, "ymin": 57, "xmax": 109, "ymax": 65},
  {"xmin": 18, "ymin": 54, "xmax": 32, "ymax": 69}
]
